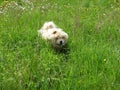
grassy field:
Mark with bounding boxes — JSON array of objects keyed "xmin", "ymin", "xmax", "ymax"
[{"xmin": 0, "ymin": 0, "xmax": 120, "ymax": 90}]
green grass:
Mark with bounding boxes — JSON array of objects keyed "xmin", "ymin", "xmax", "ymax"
[{"xmin": 0, "ymin": 0, "xmax": 120, "ymax": 90}]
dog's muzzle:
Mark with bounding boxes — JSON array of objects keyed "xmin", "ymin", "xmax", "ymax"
[
  {"xmin": 60, "ymin": 41, "xmax": 63, "ymax": 45},
  {"xmin": 57, "ymin": 39, "xmax": 65, "ymax": 46}
]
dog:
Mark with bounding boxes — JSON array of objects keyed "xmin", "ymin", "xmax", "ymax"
[{"xmin": 38, "ymin": 21, "xmax": 68, "ymax": 48}]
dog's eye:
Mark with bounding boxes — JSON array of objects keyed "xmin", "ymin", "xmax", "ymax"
[
  {"xmin": 53, "ymin": 31, "xmax": 57, "ymax": 34},
  {"xmin": 62, "ymin": 36, "xmax": 65, "ymax": 39},
  {"xmin": 56, "ymin": 37, "xmax": 58, "ymax": 40}
]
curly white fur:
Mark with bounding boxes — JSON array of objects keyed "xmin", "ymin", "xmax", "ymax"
[{"xmin": 38, "ymin": 21, "xmax": 68, "ymax": 48}]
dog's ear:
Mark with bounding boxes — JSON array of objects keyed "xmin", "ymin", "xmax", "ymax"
[
  {"xmin": 49, "ymin": 24, "xmax": 54, "ymax": 28},
  {"xmin": 42, "ymin": 22, "xmax": 55, "ymax": 30}
]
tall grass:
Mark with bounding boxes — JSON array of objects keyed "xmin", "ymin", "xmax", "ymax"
[{"xmin": 0, "ymin": 0, "xmax": 120, "ymax": 90}]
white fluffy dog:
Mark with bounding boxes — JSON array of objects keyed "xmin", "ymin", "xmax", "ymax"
[{"xmin": 38, "ymin": 21, "xmax": 68, "ymax": 48}]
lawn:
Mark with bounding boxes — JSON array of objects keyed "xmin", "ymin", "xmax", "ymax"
[{"xmin": 0, "ymin": 0, "xmax": 120, "ymax": 90}]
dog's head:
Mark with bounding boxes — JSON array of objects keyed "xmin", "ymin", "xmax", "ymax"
[{"xmin": 48, "ymin": 28, "xmax": 68, "ymax": 48}]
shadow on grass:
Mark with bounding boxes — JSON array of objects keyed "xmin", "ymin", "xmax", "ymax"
[{"xmin": 53, "ymin": 44, "xmax": 70, "ymax": 61}]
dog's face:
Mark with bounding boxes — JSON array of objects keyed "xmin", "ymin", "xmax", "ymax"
[{"xmin": 48, "ymin": 28, "xmax": 68, "ymax": 48}]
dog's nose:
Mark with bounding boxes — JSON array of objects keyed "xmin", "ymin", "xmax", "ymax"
[{"xmin": 60, "ymin": 41, "xmax": 63, "ymax": 45}]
